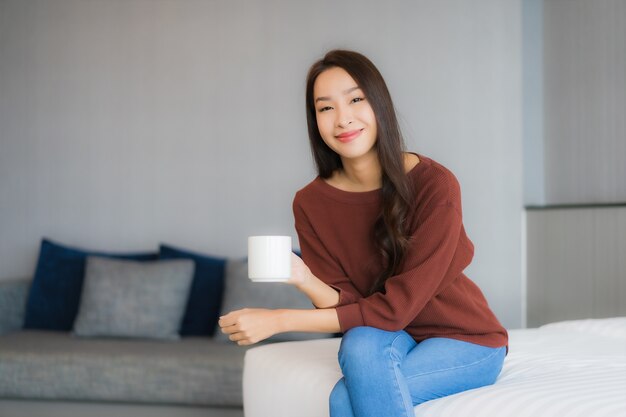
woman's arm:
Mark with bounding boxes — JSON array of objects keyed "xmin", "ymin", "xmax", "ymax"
[
  {"xmin": 219, "ymin": 307, "xmax": 340, "ymax": 346},
  {"xmin": 293, "ymin": 196, "xmax": 363, "ymax": 308},
  {"xmin": 289, "ymin": 253, "xmax": 339, "ymax": 308},
  {"xmin": 218, "ymin": 255, "xmax": 342, "ymax": 346}
]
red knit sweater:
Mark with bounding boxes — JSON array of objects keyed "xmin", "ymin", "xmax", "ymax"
[{"xmin": 293, "ymin": 154, "xmax": 508, "ymax": 348}]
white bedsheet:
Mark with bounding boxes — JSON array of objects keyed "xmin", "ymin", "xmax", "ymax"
[{"xmin": 243, "ymin": 317, "xmax": 626, "ymax": 417}]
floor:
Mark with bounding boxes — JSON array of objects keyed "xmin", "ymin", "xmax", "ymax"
[{"xmin": 0, "ymin": 399, "xmax": 245, "ymax": 417}]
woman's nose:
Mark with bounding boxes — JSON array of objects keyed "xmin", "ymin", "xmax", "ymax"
[{"xmin": 336, "ymin": 106, "xmax": 353, "ymax": 128}]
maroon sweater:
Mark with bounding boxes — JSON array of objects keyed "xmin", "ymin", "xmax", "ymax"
[{"xmin": 293, "ymin": 154, "xmax": 508, "ymax": 348}]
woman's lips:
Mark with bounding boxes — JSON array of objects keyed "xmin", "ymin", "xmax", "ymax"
[{"xmin": 335, "ymin": 129, "xmax": 363, "ymax": 143}]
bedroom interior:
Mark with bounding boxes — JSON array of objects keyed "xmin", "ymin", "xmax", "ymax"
[{"xmin": 0, "ymin": 0, "xmax": 624, "ymax": 416}]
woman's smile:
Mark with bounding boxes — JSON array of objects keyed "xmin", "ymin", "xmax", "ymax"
[{"xmin": 336, "ymin": 129, "xmax": 364, "ymax": 143}]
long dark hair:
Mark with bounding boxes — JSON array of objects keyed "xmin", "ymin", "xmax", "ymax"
[{"xmin": 305, "ymin": 50, "xmax": 414, "ymax": 294}]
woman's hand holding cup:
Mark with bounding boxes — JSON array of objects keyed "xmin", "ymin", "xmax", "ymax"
[{"xmin": 288, "ymin": 252, "xmax": 312, "ymax": 287}]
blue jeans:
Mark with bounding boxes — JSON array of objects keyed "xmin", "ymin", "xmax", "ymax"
[{"xmin": 330, "ymin": 327, "xmax": 506, "ymax": 417}]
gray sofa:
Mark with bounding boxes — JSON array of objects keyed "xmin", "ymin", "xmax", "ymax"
[
  {"xmin": 0, "ymin": 251, "xmax": 330, "ymax": 417},
  {"xmin": 0, "ymin": 277, "xmax": 250, "ymax": 417}
]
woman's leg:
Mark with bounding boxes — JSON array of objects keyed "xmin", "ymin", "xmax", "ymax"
[
  {"xmin": 329, "ymin": 327, "xmax": 506, "ymax": 417},
  {"xmin": 329, "ymin": 326, "xmax": 418, "ymax": 417},
  {"xmin": 401, "ymin": 337, "xmax": 506, "ymax": 405},
  {"xmin": 329, "ymin": 378, "xmax": 355, "ymax": 417}
]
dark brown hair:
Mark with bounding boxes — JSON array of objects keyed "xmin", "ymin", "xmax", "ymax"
[{"xmin": 305, "ymin": 50, "xmax": 414, "ymax": 294}]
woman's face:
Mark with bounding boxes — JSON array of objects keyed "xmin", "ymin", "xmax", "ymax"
[{"xmin": 313, "ymin": 67, "xmax": 378, "ymax": 162}]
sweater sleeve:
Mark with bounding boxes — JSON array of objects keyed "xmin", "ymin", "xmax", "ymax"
[
  {"xmin": 293, "ymin": 196, "xmax": 362, "ymax": 307},
  {"xmin": 335, "ymin": 202, "xmax": 473, "ymax": 332}
]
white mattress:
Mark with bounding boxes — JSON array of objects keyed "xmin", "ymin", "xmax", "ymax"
[{"xmin": 243, "ymin": 317, "xmax": 626, "ymax": 417}]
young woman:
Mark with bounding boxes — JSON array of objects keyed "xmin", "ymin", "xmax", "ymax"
[{"xmin": 219, "ymin": 49, "xmax": 508, "ymax": 417}]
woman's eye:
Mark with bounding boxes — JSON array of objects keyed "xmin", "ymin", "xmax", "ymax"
[
  {"xmin": 318, "ymin": 106, "xmax": 332, "ymax": 113},
  {"xmin": 351, "ymin": 97, "xmax": 365, "ymax": 104}
]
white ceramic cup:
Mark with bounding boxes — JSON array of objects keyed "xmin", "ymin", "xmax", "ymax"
[{"xmin": 248, "ymin": 236, "xmax": 292, "ymax": 282}]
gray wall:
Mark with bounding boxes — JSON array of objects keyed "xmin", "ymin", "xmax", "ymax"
[
  {"xmin": 0, "ymin": 0, "xmax": 523, "ymax": 328},
  {"xmin": 543, "ymin": 0, "xmax": 626, "ymax": 205},
  {"xmin": 524, "ymin": 0, "xmax": 626, "ymax": 326},
  {"xmin": 527, "ymin": 207, "xmax": 626, "ymax": 327},
  {"xmin": 522, "ymin": 0, "xmax": 545, "ymax": 206}
]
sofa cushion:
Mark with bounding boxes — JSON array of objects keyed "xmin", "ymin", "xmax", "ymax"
[
  {"xmin": 0, "ymin": 330, "xmax": 249, "ymax": 406},
  {"xmin": 73, "ymin": 257, "xmax": 194, "ymax": 340},
  {"xmin": 159, "ymin": 244, "xmax": 227, "ymax": 337},
  {"xmin": 23, "ymin": 239, "xmax": 158, "ymax": 331},
  {"xmin": 0, "ymin": 278, "xmax": 29, "ymax": 335},
  {"xmin": 215, "ymin": 258, "xmax": 329, "ymax": 342}
]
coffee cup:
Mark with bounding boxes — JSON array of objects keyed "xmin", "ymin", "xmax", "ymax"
[{"xmin": 248, "ymin": 236, "xmax": 292, "ymax": 282}]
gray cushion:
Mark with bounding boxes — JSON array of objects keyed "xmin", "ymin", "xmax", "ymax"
[
  {"xmin": 215, "ymin": 258, "xmax": 329, "ymax": 342},
  {"xmin": 0, "ymin": 278, "xmax": 29, "ymax": 335},
  {"xmin": 73, "ymin": 257, "xmax": 194, "ymax": 340},
  {"xmin": 0, "ymin": 330, "xmax": 249, "ymax": 406}
]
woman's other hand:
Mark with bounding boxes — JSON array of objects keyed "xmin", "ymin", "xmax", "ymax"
[{"xmin": 218, "ymin": 308, "xmax": 283, "ymax": 346}]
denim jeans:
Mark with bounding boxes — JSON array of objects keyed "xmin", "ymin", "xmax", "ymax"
[{"xmin": 329, "ymin": 326, "xmax": 506, "ymax": 417}]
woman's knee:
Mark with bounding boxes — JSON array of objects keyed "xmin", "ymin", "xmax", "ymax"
[
  {"xmin": 341, "ymin": 326, "xmax": 385, "ymax": 347},
  {"xmin": 338, "ymin": 326, "xmax": 402, "ymax": 370}
]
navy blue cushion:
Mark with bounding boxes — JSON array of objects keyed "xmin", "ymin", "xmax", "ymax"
[
  {"xmin": 23, "ymin": 238, "xmax": 159, "ymax": 331},
  {"xmin": 159, "ymin": 244, "xmax": 227, "ymax": 336}
]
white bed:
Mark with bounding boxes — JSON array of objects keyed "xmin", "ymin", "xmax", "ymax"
[{"xmin": 243, "ymin": 317, "xmax": 626, "ymax": 417}]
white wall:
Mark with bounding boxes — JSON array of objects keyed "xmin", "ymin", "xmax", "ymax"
[{"xmin": 0, "ymin": 0, "xmax": 523, "ymax": 328}]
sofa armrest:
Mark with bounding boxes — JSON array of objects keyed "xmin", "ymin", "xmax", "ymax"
[
  {"xmin": 243, "ymin": 338, "xmax": 342, "ymax": 417},
  {"xmin": 0, "ymin": 277, "xmax": 30, "ymax": 335}
]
